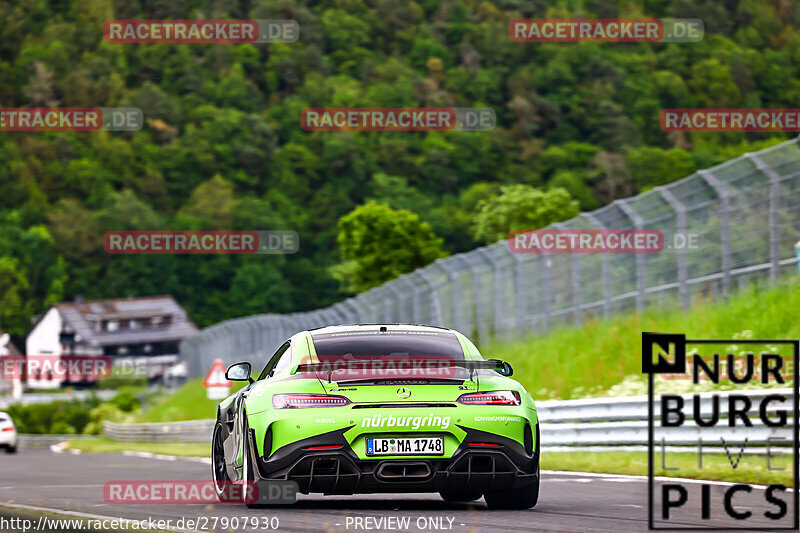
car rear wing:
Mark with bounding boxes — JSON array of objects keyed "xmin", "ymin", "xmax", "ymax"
[{"xmin": 290, "ymin": 358, "xmax": 512, "ymax": 380}]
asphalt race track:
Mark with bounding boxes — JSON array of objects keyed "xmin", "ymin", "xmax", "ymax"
[{"xmin": 0, "ymin": 449, "xmax": 792, "ymax": 532}]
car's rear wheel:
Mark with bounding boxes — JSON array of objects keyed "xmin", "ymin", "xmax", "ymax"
[
  {"xmin": 212, "ymin": 422, "xmax": 229, "ymax": 501},
  {"xmin": 439, "ymin": 488, "xmax": 482, "ymax": 503},
  {"xmin": 484, "ymin": 439, "xmax": 540, "ymax": 510},
  {"xmin": 242, "ymin": 414, "xmax": 264, "ymax": 509},
  {"xmin": 484, "ymin": 477, "xmax": 539, "ymax": 509},
  {"xmin": 5, "ymin": 445, "xmax": 16, "ymax": 454}
]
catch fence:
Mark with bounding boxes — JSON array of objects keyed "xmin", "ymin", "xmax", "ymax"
[{"xmin": 181, "ymin": 137, "xmax": 800, "ymax": 376}]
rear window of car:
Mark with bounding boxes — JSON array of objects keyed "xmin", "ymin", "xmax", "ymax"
[
  {"xmin": 0, "ymin": 415, "xmax": 8, "ymax": 423},
  {"xmin": 311, "ymin": 329, "xmax": 464, "ymax": 359}
]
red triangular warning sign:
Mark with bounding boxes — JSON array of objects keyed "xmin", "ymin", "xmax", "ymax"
[{"xmin": 203, "ymin": 359, "xmax": 232, "ymax": 388}]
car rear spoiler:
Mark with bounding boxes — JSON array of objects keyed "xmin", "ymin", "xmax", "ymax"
[{"xmin": 290, "ymin": 359, "xmax": 511, "ymax": 379}]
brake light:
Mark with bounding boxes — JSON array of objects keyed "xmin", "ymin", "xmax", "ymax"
[
  {"xmin": 272, "ymin": 394, "xmax": 351, "ymax": 409},
  {"xmin": 305, "ymin": 445, "xmax": 343, "ymax": 450},
  {"xmin": 2, "ymin": 427, "xmax": 14, "ymax": 432},
  {"xmin": 457, "ymin": 391, "xmax": 521, "ymax": 406},
  {"xmin": 468, "ymin": 442, "xmax": 501, "ymax": 447}
]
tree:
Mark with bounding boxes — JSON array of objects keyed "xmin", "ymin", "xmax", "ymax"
[
  {"xmin": 626, "ymin": 146, "xmax": 696, "ymax": 191},
  {"xmin": 0, "ymin": 257, "xmax": 31, "ymax": 336},
  {"xmin": 334, "ymin": 202, "xmax": 445, "ymax": 292},
  {"xmin": 471, "ymin": 185, "xmax": 580, "ymax": 244}
]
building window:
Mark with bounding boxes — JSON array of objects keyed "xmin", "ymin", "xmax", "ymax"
[{"xmin": 106, "ymin": 320, "xmax": 119, "ymax": 332}]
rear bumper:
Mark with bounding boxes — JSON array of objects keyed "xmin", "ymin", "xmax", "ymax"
[
  {"xmin": 0, "ymin": 432, "xmax": 17, "ymax": 447},
  {"xmin": 256, "ymin": 425, "xmax": 538, "ymax": 495}
]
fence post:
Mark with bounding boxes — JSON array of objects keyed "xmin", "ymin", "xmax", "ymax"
[
  {"xmin": 512, "ymin": 253, "xmax": 528, "ymax": 336},
  {"xmin": 402, "ymin": 274, "xmax": 422, "ymax": 324},
  {"xmin": 349, "ymin": 298, "xmax": 370, "ymax": 324},
  {"xmin": 436, "ymin": 258, "xmax": 461, "ymax": 331},
  {"xmin": 746, "ymin": 153, "xmax": 782, "ymax": 284},
  {"xmin": 615, "ymin": 199, "xmax": 646, "ymax": 312},
  {"xmin": 390, "ymin": 275, "xmax": 415, "ymax": 323},
  {"xmin": 583, "ymin": 213, "xmax": 610, "ymax": 318},
  {"xmin": 699, "ymin": 169, "xmax": 732, "ymax": 300},
  {"xmin": 657, "ymin": 186, "xmax": 690, "ymax": 310},
  {"xmin": 478, "ymin": 247, "xmax": 504, "ymax": 336},
  {"xmin": 385, "ymin": 280, "xmax": 403, "ymax": 323},
  {"xmin": 331, "ymin": 302, "xmax": 350, "ymax": 324},
  {"xmin": 463, "ymin": 253, "xmax": 488, "ymax": 342},
  {"xmin": 550, "ymin": 222, "xmax": 581, "ymax": 325},
  {"xmin": 540, "ymin": 253, "xmax": 552, "ymax": 332},
  {"xmin": 415, "ymin": 270, "xmax": 443, "ymax": 326}
]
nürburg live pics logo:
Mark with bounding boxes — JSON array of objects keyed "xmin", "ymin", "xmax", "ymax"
[{"xmin": 642, "ymin": 332, "xmax": 798, "ymax": 530}]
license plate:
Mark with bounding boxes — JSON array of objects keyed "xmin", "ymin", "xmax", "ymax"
[{"xmin": 366, "ymin": 436, "xmax": 444, "ymax": 456}]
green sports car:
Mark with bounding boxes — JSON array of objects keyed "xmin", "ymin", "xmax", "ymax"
[{"xmin": 212, "ymin": 324, "xmax": 540, "ymax": 509}]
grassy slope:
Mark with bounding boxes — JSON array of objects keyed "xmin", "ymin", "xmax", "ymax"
[
  {"xmin": 484, "ymin": 278, "xmax": 800, "ymax": 400},
  {"xmin": 136, "ymin": 379, "xmax": 245, "ymax": 422}
]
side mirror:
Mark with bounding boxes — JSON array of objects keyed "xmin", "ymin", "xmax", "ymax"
[
  {"xmin": 226, "ymin": 362, "xmax": 253, "ymax": 383},
  {"xmin": 488, "ymin": 358, "xmax": 513, "ymax": 377}
]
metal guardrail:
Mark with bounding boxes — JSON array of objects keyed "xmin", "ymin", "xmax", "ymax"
[
  {"xmin": 538, "ymin": 388, "xmax": 792, "ymax": 448},
  {"xmin": 98, "ymin": 389, "xmax": 793, "ymax": 448},
  {"xmin": 103, "ymin": 419, "xmax": 214, "ymax": 443},
  {"xmin": 17, "ymin": 434, "xmax": 98, "ymax": 449}
]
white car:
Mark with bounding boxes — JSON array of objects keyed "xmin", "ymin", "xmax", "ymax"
[{"xmin": 0, "ymin": 412, "xmax": 17, "ymax": 454}]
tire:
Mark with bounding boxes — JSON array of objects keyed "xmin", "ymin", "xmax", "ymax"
[
  {"xmin": 484, "ymin": 477, "xmax": 539, "ymax": 510},
  {"xmin": 484, "ymin": 429, "xmax": 540, "ymax": 510},
  {"xmin": 439, "ymin": 488, "xmax": 482, "ymax": 503},
  {"xmin": 5, "ymin": 446, "xmax": 17, "ymax": 454},
  {"xmin": 241, "ymin": 414, "xmax": 263, "ymax": 509},
  {"xmin": 211, "ymin": 422, "xmax": 229, "ymax": 501}
]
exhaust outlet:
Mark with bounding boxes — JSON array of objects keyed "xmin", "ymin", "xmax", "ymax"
[{"xmin": 375, "ymin": 461, "xmax": 432, "ymax": 480}]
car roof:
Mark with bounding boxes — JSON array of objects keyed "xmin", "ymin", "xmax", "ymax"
[{"xmin": 307, "ymin": 324, "xmax": 453, "ymax": 335}]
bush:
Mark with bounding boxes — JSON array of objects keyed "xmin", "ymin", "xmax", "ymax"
[
  {"xmin": 108, "ymin": 387, "xmax": 142, "ymax": 412},
  {"xmin": 4, "ymin": 388, "xmax": 142, "ymax": 434},
  {"xmin": 82, "ymin": 403, "xmax": 133, "ymax": 435},
  {"xmin": 5, "ymin": 397, "xmax": 101, "ymax": 434}
]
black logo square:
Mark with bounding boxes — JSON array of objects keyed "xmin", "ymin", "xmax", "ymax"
[{"xmin": 643, "ymin": 332, "xmax": 687, "ymax": 374}]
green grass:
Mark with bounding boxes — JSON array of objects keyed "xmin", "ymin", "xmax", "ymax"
[
  {"xmin": 137, "ymin": 378, "xmax": 245, "ymax": 422},
  {"xmin": 544, "ymin": 451, "xmax": 794, "ymax": 486},
  {"xmin": 67, "ymin": 437, "xmax": 210, "ymax": 457},
  {"xmin": 484, "ymin": 278, "xmax": 800, "ymax": 399}
]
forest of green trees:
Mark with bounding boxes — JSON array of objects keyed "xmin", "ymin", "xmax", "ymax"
[{"xmin": 1, "ymin": 0, "xmax": 799, "ymax": 339}]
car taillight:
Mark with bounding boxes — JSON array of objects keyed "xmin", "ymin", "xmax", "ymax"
[
  {"xmin": 457, "ymin": 391, "xmax": 521, "ymax": 406},
  {"xmin": 272, "ymin": 394, "xmax": 351, "ymax": 409},
  {"xmin": 2, "ymin": 426, "xmax": 14, "ymax": 432}
]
